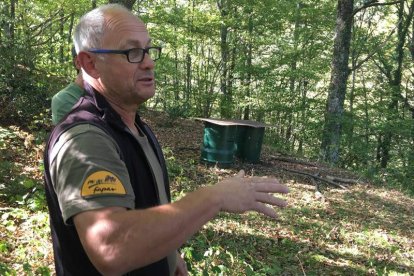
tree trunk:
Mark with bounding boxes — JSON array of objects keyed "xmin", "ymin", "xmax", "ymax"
[
  {"xmin": 409, "ymin": 109, "xmax": 414, "ymax": 178},
  {"xmin": 185, "ymin": 53, "xmax": 191, "ymax": 109},
  {"xmin": 377, "ymin": 0, "xmax": 414, "ymax": 168},
  {"xmin": 320, "ymin": 0, "xmax": 354, "ymax": 164},
  {"xmin": 10, "ymin": 0, "xmax": 15, "ymax": 42},
  {"xmin": 59, "ymin": 10, "xmax": 65, "ymax": 63},
  {"xmin": 2, "ymin": 0, "xmax": 16, "ymax": 46},
  {"xmin": 361, "ymin": 69, "xmax": 369, "ymax": 165},
  {"xmin": 243, "ymin": 12, "xmax": 253, "ymax": 120},
  {"xmin": 173, "ymin": 48, "xmax": 179, "ymax": 101},
  {"xmin": 184, "ymin": 0, "xmax": 195, "ymax": 114},
  {"xmin": 226, "ymin": 6, "xmax": 237, "ymax": 113},
  {"xmin": 68, "ymin": 13, "xmax": 74, "ymax": 44},
  {"xmin": 297, "ymin": 79, "xmax": 308, "ymax": 155},
  {"xmin": 287, "ymin": 3, "xmax": 302, "ymax": 148},
  {"xmin": 218, "ymin": 0, "xmax": 232, "ymax": 118}
]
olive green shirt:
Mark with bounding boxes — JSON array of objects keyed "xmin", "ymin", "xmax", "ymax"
[{"xmin": 51, "ymin": 83, "xmax": 84, "ymax": 125}]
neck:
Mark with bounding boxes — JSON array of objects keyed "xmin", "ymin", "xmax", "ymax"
[
  {"xmin": 86, "ymin": 79, "xmax": 139, "ymax": 130},
  {"xmin": 105, "ymin": 95, "xmax": 140, "ymax": 137},
  {"xmin": 112, "ymin": 104, "xmax": 140, "ymax": 136},
  {"xmin": 112, "ymin": 104, "xmax": 136, "ymax": 128}
]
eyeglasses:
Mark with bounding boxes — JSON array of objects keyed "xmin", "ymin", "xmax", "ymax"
[{"xmin": 88, "ymin": 47, "xmax": 162, "ymax": 63}]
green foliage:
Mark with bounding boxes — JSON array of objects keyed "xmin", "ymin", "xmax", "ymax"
[
  {"xmin": 0, "ymin": 126, "xmax": 47, "ymax": 211},
  {"xmin": 0, "ymin": 0, "xmax": 92, "ymax": 127},
  {"xmin": 1, "ymin": 208, "xmax": 52, "ymax": 275},
  {"xmin": 0, "ymin": 263, "xmax": 14, "ymax": 276},
  {"xmin": 1, "ymin": 120, "xmax": 414, "ymax": 274},
  {"xmin": 163, "ymin": 146, "xmax": 185, "ymax": 179},
  {"xmin": 0, "ymin": 0, "xmax": 412, "ymax": 187},
  {"xmin": 0, "ymin": 0, "xmax": 414, "ymax": 272},
  {"xmin": 1, "ymin": 0, "xmax": 413, "ymax": 187},
  {"xmin": 163, "ymin": 146, "xmax": 203, "ymax": 196},
  {"xmin": 0, "ymin": 166, "xmax": 45, "ymax": 212}
]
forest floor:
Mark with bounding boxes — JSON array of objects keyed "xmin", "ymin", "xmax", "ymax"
[{"xmin": 0, "ymin": 109, "xmax": 413, "ymax": 275}]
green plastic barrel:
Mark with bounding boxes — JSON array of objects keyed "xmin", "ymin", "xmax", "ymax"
[
  {"xmin": 200, "ymin": 122, "xmax": 237, "ymax": 166},
  {"xmin": 236, "ymin": 126, "xmax": 265, "ymax": 163}
]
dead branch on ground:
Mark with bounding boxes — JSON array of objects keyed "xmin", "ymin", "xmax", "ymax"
[
  {"xmin": 275, "ymin": 165, "xmax": 349, "ymax": 190},
  {"xmin": 326, "ymin": 175, "xmax": 360, "ymax": 184},
  {"xmin": 269, "ymin": 155, "xmax": 319, "ymax": 167}
]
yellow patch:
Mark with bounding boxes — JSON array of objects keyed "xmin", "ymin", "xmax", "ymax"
[{"xmin": 81, "ymin": 171, "xmax": 126, "ymax": 197}]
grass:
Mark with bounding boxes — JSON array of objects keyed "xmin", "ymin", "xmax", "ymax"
[{"xmin": 0, "ymin": 124, "xmax": 413, "ymax": 275}]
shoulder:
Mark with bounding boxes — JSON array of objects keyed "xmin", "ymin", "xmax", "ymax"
[
  {"xmin": 58, "ymin": 124, "xmax": 117, "ymax": 149},
  {"xmin": 52, "ymin": 83, "xmax": 84, "ymax": 103},
  {"xmin": 61, "ymin": 123, "xmax": 109, "ymax": 140},
  {"xmin": 50, "ymin": 124, "xmax": 119, "ymax": 162}
]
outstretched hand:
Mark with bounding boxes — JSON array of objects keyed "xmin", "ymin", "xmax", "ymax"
[{"xmin": 213, "ymin": 170, "xmax": 289, "ymax": 219}]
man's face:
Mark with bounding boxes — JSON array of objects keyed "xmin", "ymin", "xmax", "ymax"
[{"xmin": 95, "ymin": 12, "xmax": 156, "ymax": 108}]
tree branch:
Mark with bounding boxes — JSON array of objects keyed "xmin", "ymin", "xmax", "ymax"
[
  {"xmin": 275, "ymin": 166, "xmax": 349, "ymax": 190},
  {"xmin": 353, "ymin": 0, "xmax": 402, "ymax": 17},
  {"xmin": 29, "ymin": 9, "xmax": 63, "ymax": 33},
  {"xmin": 373, "ymin": 54, "xmax": 393, "ymax": 81},
  {"xmin": 398, "ymin": 93, "xmax": 414, "ymax": 112},
  {"xmin": 269, "ymin": 155, "xmax": 319, "ymax": 167},
  {"xmin": 326, "ymin": 175, "xmax": 360, "ymax": 184},
  {"xmin": 350, "ymin": 21, "xmax": 399, "ymax": 72},
  {"xmin": 401, "ymin": 0, "xmax": 414, "ymax": 41},
  {"xmin": 30, "ymin": 10, "xmax": 71, "ymax": 40}
]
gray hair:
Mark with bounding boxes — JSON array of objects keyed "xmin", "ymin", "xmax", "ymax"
[{"xmin": 73, "ymin": 4, "xmax": 132, "ymax": 53}]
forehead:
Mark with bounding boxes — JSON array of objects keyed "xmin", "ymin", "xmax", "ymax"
[{"xmin": 101, "ymin": 12, "xmax": 150, "ymax": 48}]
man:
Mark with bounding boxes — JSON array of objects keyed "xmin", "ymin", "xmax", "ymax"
[
  {"xmin": 44, "ymin": 4, "xmax": 289, "ymax": 276},
  {"xmin": 51, "ymin": 47, "xmax": 84, "ymax": 124}
]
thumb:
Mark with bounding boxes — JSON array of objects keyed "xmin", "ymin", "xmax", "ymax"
[{"xmin": 236, "ymin": 170, "xmax": 245, "ymax": 178}]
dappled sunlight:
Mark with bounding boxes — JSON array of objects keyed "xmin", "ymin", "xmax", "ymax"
[
  {"xmin": 1, "ymin": 113, "xmax": 413, "ymax": 275},
  {"xmin": 146, "ymin": 110, "xmax": 414, "ymax": 274}
]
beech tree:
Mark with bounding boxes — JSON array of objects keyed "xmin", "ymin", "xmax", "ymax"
[
  {"xmin": 320, "ymin": 0, "xmax": 404, "ymax": 165},
  {"xmin": 0, "ymin": 0, "xmax": 413, "ymax": 189},
  {"xmin": 374, "ymin": 0, "xmax": 414, "ymax": 169},
  {"xmin": 320, "ymin": 0, "xmax": 354, "ymax": 164}
]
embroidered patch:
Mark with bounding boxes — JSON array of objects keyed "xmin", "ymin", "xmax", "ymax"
[{"xmin": 81, "ymin": 171, "xmax": 126, "ymax": 197}]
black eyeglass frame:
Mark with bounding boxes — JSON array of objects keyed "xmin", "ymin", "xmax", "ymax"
[{"xmin": 88, "ymin": 47, "xmax": 162, "ymax": 63}]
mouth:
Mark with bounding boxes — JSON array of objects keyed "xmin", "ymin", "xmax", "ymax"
[
  {"xmin": 138, "ymin": 76, "xmax": 153, "ymax": 81},
  {"xmin": 137, "ymin": 76, "xmax": 155, "ymax": 87}
]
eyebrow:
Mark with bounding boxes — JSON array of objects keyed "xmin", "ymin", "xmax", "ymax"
[{"xmin": 121, "ymin": 38, "xmax": 152, "ymax": 48}]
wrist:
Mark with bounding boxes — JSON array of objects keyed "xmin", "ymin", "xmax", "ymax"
[{"xmin": 202, "ymin": 185, "xmax": 223, "ymax": 214}]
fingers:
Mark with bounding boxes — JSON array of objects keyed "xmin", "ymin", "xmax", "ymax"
[
  {"xmin": 253, "ymin": 181, "xmax": 289, "ymax": 194},
  {"xmin": 242, "ymin": 175, "xmax": 289, "ymax": 194},
  {"xmin": 255, "ymin": 193, "xmax": 288, "ymax": 208},
  {"xmin": 217, "ymin": 172, "xmax": 289, "ymax": 219},
  {"xmin": 245, "ymin": 176, "xmax": 288, "ymax": 218},
  {"xmin": 254, "ymin": 202, "xmax": 279, "ymax": 219}
]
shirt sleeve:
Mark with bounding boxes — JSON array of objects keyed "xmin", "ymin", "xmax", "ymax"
[{"xmin": 49, "ymin": 124, "xmax": 135, "ymax": 224}]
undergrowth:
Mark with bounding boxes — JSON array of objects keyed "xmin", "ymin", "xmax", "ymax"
[{"xmin": 1, "ymin": 125, "xmax": 413, "ymax": 275}]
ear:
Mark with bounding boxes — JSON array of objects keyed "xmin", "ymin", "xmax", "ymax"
[
  {"xmin": 73, "ymin": 55, "xmax": 81, "ymax": 71},
  {"xmin": 77, "ymin": 51, "xmax": 100, "ymax": 79}
]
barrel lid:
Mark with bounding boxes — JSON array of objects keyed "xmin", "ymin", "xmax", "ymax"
[{"xmin": 195, "ymin": 117, "xmax": 269, "ymax": 128}]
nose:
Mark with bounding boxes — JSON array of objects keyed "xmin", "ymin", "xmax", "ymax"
[{"xmin": 139, "ymin": 52, "xmax": 155, "ymax": 70}]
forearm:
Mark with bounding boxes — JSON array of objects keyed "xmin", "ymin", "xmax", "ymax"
[
  {"xmin": 75, "ymin": 172, "xmax": 289, "ymax": 275},
  {"xmin": 124, "ymin": 186, "xmax": 222, "ymax": 267},
  {"xmin": 75, "ymin": 185, "xmax": 222, "ymax": 275}
]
